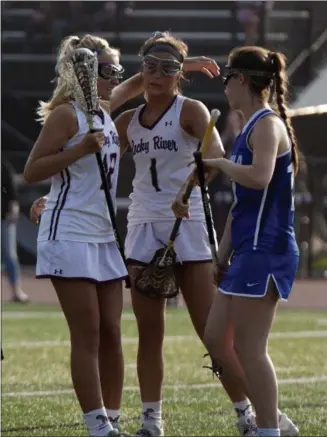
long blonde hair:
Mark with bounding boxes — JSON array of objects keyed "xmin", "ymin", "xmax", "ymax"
[{"xmin": 37, "ymin": 34, "xmax": 120, "ymax": 124}]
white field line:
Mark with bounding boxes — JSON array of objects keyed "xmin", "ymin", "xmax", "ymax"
[
  {"xmin": 4, "ymin": 335, "xmax": 195, "ymax": 348},
  {"xmin": 3, "ymin": 375, "xmax": 327, "ymax": 398},
  {"xmin": 127, "ymin": 364, "xmax": 314, "ymax": 372},
  {"xmin": 4, "ymin": 310, "xmax": 320, "ymax": 321},
  {"xmin": 4, "ymin": 330, "xmax": 327, "ymax": 348},
  {"xmin": 4, "ymin": 311, "xmax": 327, "ymax": 322},
  {"xmin": 2, "ymin": 312, "xmax": 136, "ymax": 321},
  {"xmin": 270, "ymin": 330, "xmax": 327, "ymax": 338}
]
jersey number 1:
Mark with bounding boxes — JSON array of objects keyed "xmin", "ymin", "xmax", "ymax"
[
  {"xmin": 150, "ymin": 158, "xmax": 161, "ymax": 192},
  {"xmin": 101, "ymin": 153, "xmax": 117, "ymax": 190}
]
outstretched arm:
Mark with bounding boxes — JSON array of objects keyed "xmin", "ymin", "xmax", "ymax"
[
  {"xmin": 202, "ymin": 116, "xmax": 281, "ymax": 190},
  {"xmin": 110, "ymin": 56, "xmax": 221, "ymax": 113},
  {"xmin": 110, "ymin": 73, "xmax": 144, "ymax": 113}
]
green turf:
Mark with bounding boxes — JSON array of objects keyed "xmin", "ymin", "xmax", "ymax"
[{"xmin": 2, "ymin": 305, "xmax": 327, "ymax": 436}]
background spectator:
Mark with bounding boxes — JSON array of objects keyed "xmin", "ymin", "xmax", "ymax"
[{"xmin": 1, "ymin": 158, "xmax": 28, "ymax": 303}]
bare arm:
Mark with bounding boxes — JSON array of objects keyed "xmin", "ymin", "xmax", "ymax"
[
  {"xmin": 114, "ymin": 109, "xmax": 136, "ymax": 157},
  {"xmin": 180, "ymin": 99, "xmax": 225, "ymax": 188},
  {"xmin": 172, "ymin": 99, "xmax": 225, "ymax": 218},
  {"xmin": 183, "ymin": 56, "xmax": 220, "ymax": 79},
  {"xmin": 110, "ymin": 73, "xmax": 144, "ymax": 114},
  {"xmin": 110, "ymin": 57, "xmax": 220, "ymax": 114},
  {"xmin": 24, "ymin": 104, "xmax": 104, "ymax": 183},
  {"xmin": 202, "ymin": 116, "xmax": 282, "ymax": 190},
  {"xmin": 181, "ymin": 99, "xmax": 224, "ymax": 159}
]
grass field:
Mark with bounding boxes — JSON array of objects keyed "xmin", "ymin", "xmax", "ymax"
[{"xmin": 2, "ymin": 303, "xmax": 327, "ymax": 436}]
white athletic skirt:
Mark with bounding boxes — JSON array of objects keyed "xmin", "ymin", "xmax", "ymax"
[
  {"xmin": 36, "ymin": 240, "xmax": 128, "ymax": 283},
  {"xmin": 125, "ymin": 220, "xmax": 215, "ymax": 264}
]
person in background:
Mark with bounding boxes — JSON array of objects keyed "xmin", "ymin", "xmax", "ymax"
[
  {"xmin": 236, "ymin": 1, "xmax": 274, "ymax": 46},
  {"xmin": 1, "ymin": 158, "xmax": 28, "ymax": 303}
]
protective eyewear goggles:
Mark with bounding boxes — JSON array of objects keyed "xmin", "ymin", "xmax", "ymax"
[
  {"xmin": 98, "ymin": 63, "xmax": 125, "ymax": 80},
  {"xmin": 142, "ymin": 54, "xmax": 183, "ymax": 76}
]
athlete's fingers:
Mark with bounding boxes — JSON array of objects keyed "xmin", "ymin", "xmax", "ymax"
[
  {"xmin": 203, "ymin": 58, "xmax": 220, "ymax": 77},
  {"xmin": 196, "ymin": 57, "xmax": 220, "ymax": 77},
  {"xmin": 172, "ymin": 201, "xmax": 190, "ymax": 219},
  {"xmin": 30, "ymin": 205, "xmax": 41, "ymax": 224}
]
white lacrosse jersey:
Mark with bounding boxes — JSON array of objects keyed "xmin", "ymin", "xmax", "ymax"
[
  {"xmin": 37, "ymin": 101, "xmax": 120, "ymax": 243},
  {"xmin": 127, "ymin": 95, "xmax": 205, "ymax": 226}
]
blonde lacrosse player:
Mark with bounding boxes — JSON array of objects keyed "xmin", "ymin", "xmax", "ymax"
[{"xmin": 24, "ymin": 34, "xmax": 144, "ymax": 437}]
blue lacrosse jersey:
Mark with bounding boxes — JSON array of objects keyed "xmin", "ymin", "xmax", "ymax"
[{"xmin": 230, "ymin": 107, "xmax": 299, "ymax": 255}]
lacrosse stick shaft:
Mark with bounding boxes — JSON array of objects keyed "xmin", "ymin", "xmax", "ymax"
[
  {"xmin": 70, "ymin": 48, "xmax": 130, "ymax": 288},
  {"xmin": 193, "ymin": 151, "xmax": 219, "ymax": 264},
  {"xmin": 92, "ymin": 133, "xmax": 131, "ymax": 289},
  {"xmin": 167, "ymin": 109, "xmax": 221, "ymax": 246}
]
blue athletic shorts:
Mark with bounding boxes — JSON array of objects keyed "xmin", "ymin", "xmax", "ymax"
[{"xmin": 219, "ymin": 250, "xmax": 299, "ymax": 301}]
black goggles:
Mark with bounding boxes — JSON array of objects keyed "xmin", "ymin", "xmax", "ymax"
[
  {"xmin": 222, "ymin": 65, "xmax": 274, "ymax": 86},
  {"xmin": 98, "ymin": 63, "xmax": 125, "ymax": 80},
  {"xmin": 142, "ymin": 54, "xmax": 183, "ymax": 76}
]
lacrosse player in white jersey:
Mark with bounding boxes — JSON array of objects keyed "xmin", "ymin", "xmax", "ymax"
[
  {"xmin": 113, "ymin": 32, "xmax": 262, "ymax": 437},
  {"xmin": 24, "ymin": 33, "xmax": 148, "ymax": 437}
]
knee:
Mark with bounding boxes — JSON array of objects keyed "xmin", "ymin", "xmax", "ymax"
[
  {"xmin": 70, "ymin": 324, "xmax": 100, "ymax": 355},
  {"xmin": 100, "ymin": 318, "xmax": 122, "ymax": 349},
  {"xmin": 135, "ymin": 312, "xmax": 165, "ymax": 348},
  {"xmin": 233, "ymin": 336, "xmax": 266, "ymax": 363},
  {"xmin": 203, "ymin": 328, "xmax": 233, "ymax": 363}
]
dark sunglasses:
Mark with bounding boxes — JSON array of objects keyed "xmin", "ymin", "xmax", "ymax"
[
  {"xmin": 98, "ymin": 63, "xmax": 125, "ymax": 80},
  {"xmin": 223, "ymin": 72, "xmax": 240, "ymax": 86},
  {"xmin": 222, "ymin": 65, "xmax": 274, "ymax": 86},
  {"xmin": 222, "ymin": 66, "xmax": 241, "ymax": 86}
]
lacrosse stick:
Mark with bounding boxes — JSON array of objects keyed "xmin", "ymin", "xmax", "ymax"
[
  {"xmin": 68, "ymin": 48, "xmax": 130, "ymax": 288},
  {"xmin": 203, "ymin": 353, "xmax": 222, "ymax": 378},
  {"xmin": 193, "ymin": 150, "xmax": 219, "ymax": 282},
  {"xmin": 134, "ymin": 109, "xmax": 221, "ymax": 299}
]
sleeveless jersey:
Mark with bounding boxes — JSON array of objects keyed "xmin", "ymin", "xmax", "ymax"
[
  {"xmin": 126, "ymin": 95, "xmax": 205, "ymax": 226},
  {"xmin": 37, "ymin": 102, "xmax": 120, "ymax": 243},
  {"xmin": 230, "ymin": 107, "xmax": 299, "ymax": 254}
]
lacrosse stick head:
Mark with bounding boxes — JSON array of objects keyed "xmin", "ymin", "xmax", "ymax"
[
  {"xmin": 60, "ymin": 47, "xmax": 99, "ymax": 117},
  {"xmin": 203, "ymin": 353, "xmax": 223, "ymax": 379},
  {"xmin": 134, "ymin": 247, "xmax": 179, "ymax": 299}
]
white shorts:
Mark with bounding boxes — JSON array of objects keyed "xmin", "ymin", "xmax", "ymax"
[
  {"xmin": 125, "ymin": 221, "xmax": 214, "ymax": 264},
  {"xmin": 36, "ymin": 240, "xmax": 128, "ymax": 283}
]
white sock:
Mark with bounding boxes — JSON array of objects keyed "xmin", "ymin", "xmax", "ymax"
[
  {"xmin": 233, "ymin": 399, "xmax": 253, "ymax": 416},
  {"xmin": 257, "ymin": 428, "xmax": 280, "ymax": 436},
  {"xmin": 142, "ymin": 401, "xmax": 162, "ymax": 423},
  {"xmin": 277, "ymin": 408, "xmax": 282, "ymax": 418},
  {"xmin": 84, "ymin": 407, "xmax": 113, "ymax": 437},
  {"xmin": 106, "ymin": 409, "xmax": 121, "ymax": 425}
]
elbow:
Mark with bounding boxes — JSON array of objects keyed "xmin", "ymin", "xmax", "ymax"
[
  {"xmin": 23, "ymin": 166, "xmax": 38, "ymax": 184},
  {"xmin": 251, "ymin": 176, "xmax": 271, "ymax": 190},
  {"xmin": 23, "ymin": 173, "xmax": 35, "ymax": 185}
]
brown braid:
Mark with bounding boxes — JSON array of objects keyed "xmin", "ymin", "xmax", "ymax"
[{"xmin": 269, "ymin": 52, "xmax": 299, "ymax": 175}]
